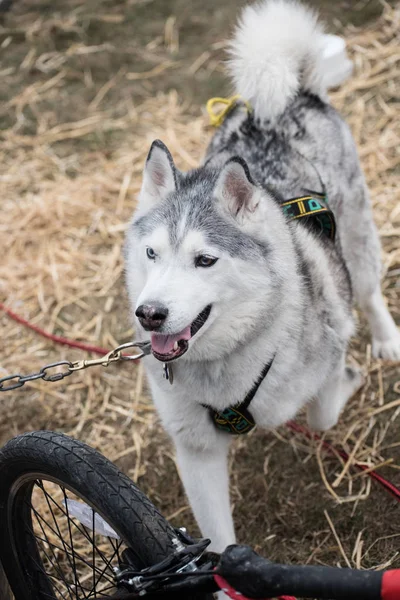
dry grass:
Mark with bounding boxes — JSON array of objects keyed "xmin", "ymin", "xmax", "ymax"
[{"xmin": 0, "ymin": 0, "xmax": 400, "ymax": 584}]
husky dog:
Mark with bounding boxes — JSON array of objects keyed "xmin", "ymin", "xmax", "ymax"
[{"xmin": 125, "ymin": 0, "xmax": 400, "ymax": 555}]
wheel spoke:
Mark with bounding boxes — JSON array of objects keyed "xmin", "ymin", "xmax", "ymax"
[
  {"xmin": 61, "ymin": 486, "xmax": 84, "ymax": 600},
  {"xmin": 36, "ymin": 484, "xmax": 120, "ymax": 579},
  {"xmin": 86, "ymin": 583, "xmax": 117, "ymax": 597},
  {"xmin": 85, "ymin": 542, "xmax": 121, "ymax": 600},
  {"xmin": 27, "ymin": 503, "xmax": 115, "ymax": 586},
  {"xmin": 29, "ymin": 509, "xmax": 75, "ymax": 600},
  {"xmin": 43, "ymin": 487, "xmax": 143, "ymax": 569},
  {"xmin": 79, "ymin": 523, "xmax": 120, "ymax": 577},
  {"xmin": 108, "ymin": 536, "xmax": 122, "ymax": 564},
  {"xmin": 35, "ymin": 481, "xmax": 86, "ymax": 599},
  {"xmin": 19, "ymin": 477, "xmax": 131, "ymax": 599},
  {"xmin": 26, "ymin": 526, "xmax": 100, "ymax": 594},
  {"xmin": 28, "ymin": 542, "xmax": 72, "ymax": 600}
]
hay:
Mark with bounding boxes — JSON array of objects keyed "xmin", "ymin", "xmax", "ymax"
[{"xmin": 0, "ymin": 0, "xmax": 399, "ymax": 578}]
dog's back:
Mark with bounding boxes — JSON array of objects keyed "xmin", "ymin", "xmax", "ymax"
[
  {"xmin": 206, "ymin": 0, "xmax": 362, "ymax": 202},
  {"xmin": 205, "ymin": 1, "xmax": 385, "ymax": 318}
]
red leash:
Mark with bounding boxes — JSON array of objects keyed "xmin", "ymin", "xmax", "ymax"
[
  {"xmin": 0, "ymin": 303, "xmax": 109, "ymax": 356},
  {"xmin": 286, "ymin": 421, "xmax": 400, "ymax": 502}
]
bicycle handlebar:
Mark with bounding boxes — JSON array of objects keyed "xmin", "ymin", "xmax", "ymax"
[
  {"xmin": 96, "ymin": 544, "xmax": 400, "ymax": 600},
  {"xmin": 217, "ymin": 545, "xmax": 400, "ymax": 600}
]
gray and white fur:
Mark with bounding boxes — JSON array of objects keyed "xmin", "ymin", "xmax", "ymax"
[{"xmin": 125, "ymin": 0, "xmax": 400, "ymax": 562}]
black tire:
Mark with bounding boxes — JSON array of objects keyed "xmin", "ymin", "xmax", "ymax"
[{"xmin": 0, "ymin": 431, "xmax": 179, "ymax": 600}]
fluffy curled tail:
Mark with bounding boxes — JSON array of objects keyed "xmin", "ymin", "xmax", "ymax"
[{"xmin": 227, "ymin": 0, "xmax": 327, "ymax": 121}]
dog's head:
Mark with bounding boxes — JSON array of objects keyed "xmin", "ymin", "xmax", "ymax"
[{"xmin": 125, "ymin": 140, "xmax": 291, "ymax": 362}]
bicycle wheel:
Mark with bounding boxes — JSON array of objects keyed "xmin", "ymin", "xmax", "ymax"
[{"xmin": 0, "ymin": 431, "xmax": 183, "ymax": 600}]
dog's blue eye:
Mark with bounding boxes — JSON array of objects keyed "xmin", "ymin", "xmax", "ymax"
[
  {"xmin": 195, "ymin": 255, "xmax": 218, "ymax": 268},
  {"xmin": 146, "ymin": 247, "xmax": 156, "ymax": 260}
]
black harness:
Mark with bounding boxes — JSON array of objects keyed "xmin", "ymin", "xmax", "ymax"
[
  {"xmin": 203, "ymin": 358, "xmax": 274, "ymax": 435},
  {"xmin": 204, "ymin": 192, "xmax": 336, "ymax": 435}
]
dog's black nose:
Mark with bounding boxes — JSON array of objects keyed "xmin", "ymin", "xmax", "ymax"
[{"xmin": 135, "ymin": 304, "xmax": 169, "ymax": 331}]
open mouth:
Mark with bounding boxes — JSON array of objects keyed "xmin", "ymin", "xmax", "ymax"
[{"xmin": 151, "ymin": 305, "xmax": 212, "ymax": 362}]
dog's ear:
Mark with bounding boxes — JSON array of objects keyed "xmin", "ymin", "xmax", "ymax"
[
  {"xmin": 138, "ymin": 140, "xmax": 177, "ymax": 211},
  {"xmin": 215, "ymin": 157, "xmax": 259, "ymax": 219}
]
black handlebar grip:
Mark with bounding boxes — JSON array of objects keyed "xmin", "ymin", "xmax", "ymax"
[{"xmin": 218, "ymin": 545, "xmax": 383, "ymax": 600}]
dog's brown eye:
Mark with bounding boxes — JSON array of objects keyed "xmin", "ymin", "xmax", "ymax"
[{"xmin": 195, "ymin": 255, "xmax": 218, "ymax": 268}]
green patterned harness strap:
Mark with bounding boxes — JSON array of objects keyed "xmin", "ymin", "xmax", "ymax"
[
  {"xmin": 204, "ymin": 358, "xmax": 274, "ymax": 436},
  {"xmin": 282, "ymin": 193, "xmax": 336, "ymax": 241}
]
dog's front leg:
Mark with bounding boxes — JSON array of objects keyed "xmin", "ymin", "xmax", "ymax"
[{"xmin": 174, "ymin": 435, "xmax": 235, "ymax": 553}]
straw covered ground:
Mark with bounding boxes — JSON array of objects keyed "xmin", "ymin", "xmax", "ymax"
[{"xmin": 1, "ymin": 0, "xmax": 400, "ymax": 582}]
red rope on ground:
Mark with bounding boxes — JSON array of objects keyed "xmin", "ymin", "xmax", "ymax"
[
  {"xmin": 286, "ymin": 421, "xmax": 400, "ymax": 502},
  {"xmin": 0, "ymin": 302, "xmax": 109, "ymax": 356}
]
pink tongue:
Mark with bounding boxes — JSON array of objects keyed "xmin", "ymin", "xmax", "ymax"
[{"xmin": 151, "ymin": 326, "xmax": 192, "ymax": 355}]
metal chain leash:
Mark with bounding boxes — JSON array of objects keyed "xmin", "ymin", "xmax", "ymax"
[{"xmin": 0, "ymin": 341, "xmax": 151, "ymax": 392}]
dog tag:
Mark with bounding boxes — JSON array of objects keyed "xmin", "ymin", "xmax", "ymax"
[{"xmin": 163, "ymin": 363, "xmax": 174, "ymax": 385}]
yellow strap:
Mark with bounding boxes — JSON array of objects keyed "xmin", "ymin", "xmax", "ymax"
[
  {"xmin": 206, "ymin": 95, "xmax": 252, "ymax": 128},
  {"xmin": 281, "ymin": 196, "xmax": 313, "ymax": 206}
]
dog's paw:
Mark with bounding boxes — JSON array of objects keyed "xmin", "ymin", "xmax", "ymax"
[{"xmin": 372, "ymin": 334, "xmax": 400, "ymax": 361}]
